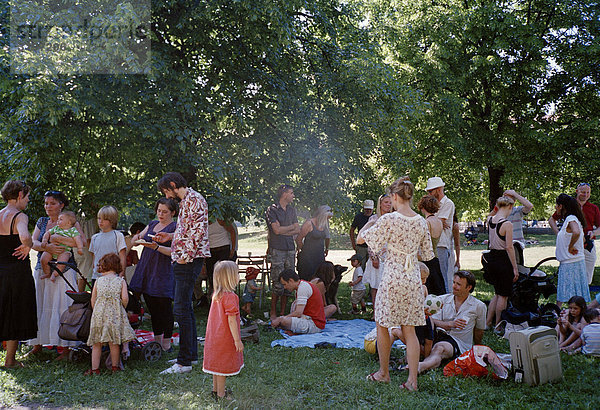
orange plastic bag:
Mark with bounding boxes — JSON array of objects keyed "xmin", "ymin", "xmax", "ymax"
[{"xmin": 443, "ymin": 345, "xmax": 508, "ymax": 379}]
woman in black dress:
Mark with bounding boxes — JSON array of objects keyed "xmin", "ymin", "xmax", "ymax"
[
  {"xmin": 0, "ymin": 180, "xmax": 36, "ymax": 368},
  {"xmin": 296, "ymin": 205, "xmax": 333, "ymax": 281}
]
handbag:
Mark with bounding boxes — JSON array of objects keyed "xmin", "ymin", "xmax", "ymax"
[{"xmin": 58, "ymin": 301, "xmax": 92, "ymax": 341}]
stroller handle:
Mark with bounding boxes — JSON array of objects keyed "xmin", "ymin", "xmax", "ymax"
[
  {"xmin": 49, "ymin": 261, "xmax": 92, "ymax": 292},
  {"xmin": 529, "ymin": 257, "xmax": 557, "ymax": 275}
]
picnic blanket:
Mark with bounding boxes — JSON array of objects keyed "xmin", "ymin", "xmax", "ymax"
[{"xmin": 270, "ymin": 319, "xmax": 405, "ymax": 349}]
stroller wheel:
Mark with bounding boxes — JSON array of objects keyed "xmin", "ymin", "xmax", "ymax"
[{"xmin": 142, "ymin": 341, "xmax": 162, "ymax": 362}]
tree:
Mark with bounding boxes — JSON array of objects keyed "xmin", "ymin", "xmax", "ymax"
[{"xmin": 360, "ymin": 0, "xmax": 600, "ymax": 215}]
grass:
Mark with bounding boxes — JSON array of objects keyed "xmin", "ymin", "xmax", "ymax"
[{"xmin": 3, "ymin": 230, "xmax": 599, "ymax": 408}]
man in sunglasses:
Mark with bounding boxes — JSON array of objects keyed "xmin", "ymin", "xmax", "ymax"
[{"xmin": 549, "ymin": 183, "xmax": 600, "ymax": 284}]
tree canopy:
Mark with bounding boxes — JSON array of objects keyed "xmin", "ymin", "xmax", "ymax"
[{"xmin": 1, "ymin": 0, "xmax": 598, "ymax": 226}]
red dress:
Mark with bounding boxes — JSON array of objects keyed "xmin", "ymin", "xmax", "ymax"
[{"xmin": 202, "ymin": 292, "xmax": 244, "ymax": 375}]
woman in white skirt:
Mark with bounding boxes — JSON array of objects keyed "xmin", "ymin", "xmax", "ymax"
[{"xmin": 26, "ymin": 191, "xmax": 86, "ymax": 359}]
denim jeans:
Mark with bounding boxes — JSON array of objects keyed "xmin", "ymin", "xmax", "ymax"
[{"xmin": 173, "ymin": 258, "xmax": 204, "ymax": 366}]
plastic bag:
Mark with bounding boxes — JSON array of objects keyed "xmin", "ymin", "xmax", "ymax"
[{"xmin": 443, "ymin": 345, "xmax": 508, "ymax": 379}]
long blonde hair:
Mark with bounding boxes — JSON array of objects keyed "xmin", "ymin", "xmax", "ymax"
[
  {"xmin": 212, "ymin": 261, "xmax": 239, "ymax": 300},
  {"xmin": 314, "ymin": 205, "xmax": 332, "ymax": 231}
]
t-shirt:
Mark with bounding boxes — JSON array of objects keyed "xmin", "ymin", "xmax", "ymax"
[
  {"xmin": 436, "ymin": 196, "xmax": 455, "ymax": 249},
  {"xmin": 89, "ymin": 230, "xmax": 126, "ymax": 279},
  {"xmin": 266, "ymin": 203, "xmax": 298, "ymax": 251},
  {"xmin": 352, "ymin": 266, "xmax": 366, "ymax": 291},
  {"xmin": 507, "ymin": 206, "xmax": 529, "ymax": 245},
  {"xmin": 581, "ymin": 323, "xmax": 600, "ymax": 356},
  {"xmin": 432, "ymin": 294, "xmax": 487, "ymax": 354},
  {"xmin": 555, "ymin": 215, "xmax": 585, "ymax": 264},
  {"xmin": 48, "ymin": 226, "xmax": 80, "ymax": 252},
  {"xmin": 352, "ymin": 212, "xmax": 371, "ymax": 247},
  {"xmin": 296, "ymin": 280, "xmax": 326, "ymax": 329}
]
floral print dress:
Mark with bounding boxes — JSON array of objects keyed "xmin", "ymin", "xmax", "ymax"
[
  {"xmin": 87, "ymin": 274, "xmax": 135, "ymax": 346},
  {"xmin": 362, "ymin": 212, "xmax": 434, "ymax": 328}
]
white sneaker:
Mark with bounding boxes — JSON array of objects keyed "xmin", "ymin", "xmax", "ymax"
[
  {"xmin": 167, "ymin": 358, "xmax": 198, "ymax": 365},
  {"xmin": 160, "ymin": 363, "xmax": 192, "ymax": 374}
]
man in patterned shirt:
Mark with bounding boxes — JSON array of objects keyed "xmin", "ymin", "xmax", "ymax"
[{"xmin": 155, "ymin": 172, "xmax": 211, "ymax": 374}]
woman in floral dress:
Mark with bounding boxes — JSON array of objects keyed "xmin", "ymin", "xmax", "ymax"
[{"xmin": 358, "ymin": 176, "xmax": 434, "ymax": 392}]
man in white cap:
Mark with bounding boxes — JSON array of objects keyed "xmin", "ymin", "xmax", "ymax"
[
  {"xmin": 426, "ymin": 177, "xmax": 455, "ymax": 292},
  {"xmin": 349, "ymin": 199, "xmax": 374, "ymax": 270}
]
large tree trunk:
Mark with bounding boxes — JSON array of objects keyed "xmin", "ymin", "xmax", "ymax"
[{"xmin": 488, "ymin": 166, "xmax": 505, "ymax": 211}]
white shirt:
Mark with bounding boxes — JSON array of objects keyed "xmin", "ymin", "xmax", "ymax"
[
  {"xmin": 89, "ymin": 230, "xmax": 126, "ymax": 279},
  {"xmin": 207, "ymin": 221, "xmax": 231, "ymax": 248},
  {"xmin": 352, "ymin": 266, "xmax": 366, "ymax": 291},
  {"xmin": 436, "ymin": 195, "xmax": 455, "ymax": 249},
  {"xmin": 432, "ymin": 293, "xmax": 487, "ymax": 353},
  {"xmin": 555, "ymin": 215, "xmax": 585, "ymax": 263},
  {"xmin": 295, "ymin": 280, "xmax": 314, "ymax": 306}
]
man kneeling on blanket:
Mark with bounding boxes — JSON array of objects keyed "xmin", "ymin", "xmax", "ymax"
[{"xmin": 271, "ymin": 269, "xmax": 326, "ymax": 334}]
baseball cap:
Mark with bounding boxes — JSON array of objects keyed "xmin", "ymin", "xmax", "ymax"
[
  {"xmin": 363, "ymin": 200, "xmax": 374, "ymax": 209},
  {"xmin": 348, "ymin": 254, "xmax": 363, "ymax": 262}
]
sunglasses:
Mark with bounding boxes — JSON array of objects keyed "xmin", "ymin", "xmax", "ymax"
[
  {"xmin": 577, "ymin": 183, "xmax": 590, "ymax": 188},
  {"xmin": 44, "ymin": 190, "xmax": 63, "ymax": 196}
]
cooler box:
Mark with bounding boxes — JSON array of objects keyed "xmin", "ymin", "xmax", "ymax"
[{"xmin": 508, "ymin": 326, "xmax": 562, "ymax": 386}]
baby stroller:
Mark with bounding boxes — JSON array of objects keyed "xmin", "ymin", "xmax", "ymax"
[
  {"xmin": 464, "ymin": 226, "xmax": 478, "ymax": 246},
  {"xmin": 482, "ymin": 243, "xmax": 560, "ymax": 328}
]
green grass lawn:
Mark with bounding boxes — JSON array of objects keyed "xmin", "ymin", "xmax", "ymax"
[{"xmin": 3, "ymin": 231, "xmax": 599, "ymax": 408}]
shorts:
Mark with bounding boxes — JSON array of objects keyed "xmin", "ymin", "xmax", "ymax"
[
  {"xmin": 433, "ymin": 330, "xmax": 460, "ymax": 362},
  {"xmin": 270, "ymin": 249, "xmax": 295, "ymax": 297},
  {"xmin": 415, "ymin": 316, "xmax": 433, "ymax": 346},
  {"xmin": 351, "ymin": 289, "xmax": 366, "ymax": 305},
  {"xmin": 486, "ymin": 249, "xmax": 514, "ymax": 297},
  {"xmin": 241, "ymin": 292, "xmax": 255, "ymax": 304},
  {"xmin": 290, "ymin": 316, "xmax": 321, "ymax": 334}
]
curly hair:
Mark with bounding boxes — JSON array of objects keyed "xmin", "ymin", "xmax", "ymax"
[
  {"xmin": 97, "ymin": 253, "xmax": 122, "ymax": 274},
  {"xmin": 417, "ymin": 194, "xmax": 440, "ymax": 214}
]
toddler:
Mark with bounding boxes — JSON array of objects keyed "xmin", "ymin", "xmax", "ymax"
[
  {"xmin": 40, "ymin": 211, "xmax": 83, "ymax": 281},
  {"xmin": 85, "ymin": 253, "xmax": 135, "ymax": 375},
  {"xmin": 203, "ymin": 261, "xmax": 244, "ymax": 400},
  {"xmin": 580, "ymin": 308, "xmax": 600, "ymax": 356},
  {"xmin": 241, "ymin": 267, "xmax": 263, "ymax": 316},
  {"xmin": 348, "ymin": 254, "xmax": 366, "ymax": 314}
]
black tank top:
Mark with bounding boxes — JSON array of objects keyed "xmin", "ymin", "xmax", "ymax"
[{"xmin": 0, "ymin": 212, "xmax": 28, "ymax": 264}]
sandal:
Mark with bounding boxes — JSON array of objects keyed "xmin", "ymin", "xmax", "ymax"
[
  {"xmin": 400, "ymin": 382, "xmax": 418, "ymax": 392},
  {"xmin": 366, "ymin": 372, "xmax": 390, "ymax": 383},
  {"xmin": 84, "ymin": 368, "xmax": 100, "ymax": 376}
]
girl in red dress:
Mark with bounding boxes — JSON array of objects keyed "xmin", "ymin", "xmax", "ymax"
[{"xmin": 202, "ymin": 260, "xmax": 244, "ymax": 400}]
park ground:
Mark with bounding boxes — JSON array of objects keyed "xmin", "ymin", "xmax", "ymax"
[{"xmin": 1, "ymin": 229, "xmax": 599, "ymax": 408}]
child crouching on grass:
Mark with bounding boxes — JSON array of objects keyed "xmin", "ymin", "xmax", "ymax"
[
  {"xmin": 85, "ymin": 253, "xmax": 135, "ymax": 375},
  {"xmin": 203, "ymin": 261, "xmax": 244, "ymax": 400}
]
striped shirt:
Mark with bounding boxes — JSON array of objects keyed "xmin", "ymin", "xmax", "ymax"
[{"xmin": 582, "ymin": 323, "xmax": 600, "ymax": 356}]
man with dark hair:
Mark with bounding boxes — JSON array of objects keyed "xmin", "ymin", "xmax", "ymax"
[
  {"xmin": 349, "ymin": 199, "xmax": 374, "ymax": 270},
  {"xmin": 271, "ymin": 269, "xmax": 326, "ymax": 334},
  {"xmin": 413, "ymin": 271, "xmax": 486, "ymax": 373},
  {"xmin": 154, "ymin": 172, "xmax": 211, "ymax": 374},
  {"xmin": 266, "ymin": 184, "xmax": 300, "ymax": 318}
]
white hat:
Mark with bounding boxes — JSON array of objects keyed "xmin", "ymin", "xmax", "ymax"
[
  {"xmin": 363, "ymin": 199, "xmax": 374, "ymax": 209},
  {"xmin": 425, "ymin": 177, "xmax": 445, "ymax": 191}
]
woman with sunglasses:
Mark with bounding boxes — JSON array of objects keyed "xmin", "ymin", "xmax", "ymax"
[{"xmin": 25, "ymin": 190, "xmax": 87, "ymax": 360}]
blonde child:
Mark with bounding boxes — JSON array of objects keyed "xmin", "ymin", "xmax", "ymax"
[
  {"xmin": 85, "ymin": 253, "xmax": 135, "ymax": 375},
  {"xmin": 89, "ymin": 206, "xmax": 127, "ymax": 284},
  {"xmin": 348, "ymin": 254, "xmax": 367, "ymax": 314},
  {"xmin": 40, "ymin": 211, "xmax": 83, "ymax": 281},
  {"xmin": 202, "ymin": 261, "xmax": 244, "ymax": 400}
]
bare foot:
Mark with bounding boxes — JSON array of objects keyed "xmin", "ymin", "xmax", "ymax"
[
  {"xmin": 23, "ymin": 346, "xmax": 42, "ymax": 358},
  {"xmin": 3, "ymin": 360, "xmax": 24, "ymax": 369}
]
